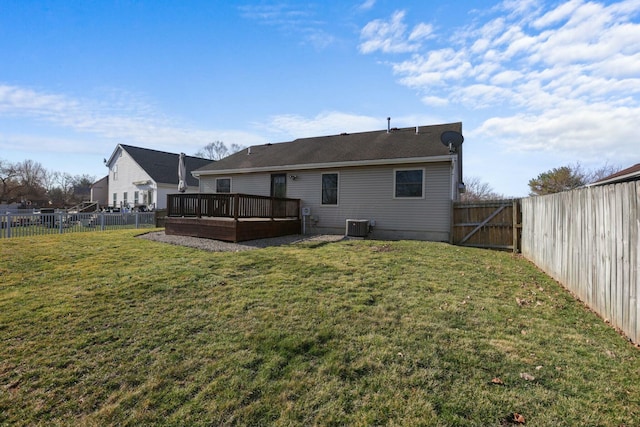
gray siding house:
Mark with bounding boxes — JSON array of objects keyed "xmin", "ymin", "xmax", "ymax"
[{"xmin": 192, "ymin": 122, "xmax": 464, "ymax": 241}]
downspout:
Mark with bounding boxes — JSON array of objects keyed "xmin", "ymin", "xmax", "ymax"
[
  {"xmin": 450, "ymin": 155, "xmax": 458, "ymax": 201},
  {"xmin": 449, "ymin": 155, "xmax": 457, "ymax": 244},
  {"xmin": 457, "ymin": 145, "xmax": 464, "ymax": 198}
]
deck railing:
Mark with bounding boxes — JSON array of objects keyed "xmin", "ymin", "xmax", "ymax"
[{"xmin": 167, "ymin": 193, "xmax": 300, "ymax": 219}]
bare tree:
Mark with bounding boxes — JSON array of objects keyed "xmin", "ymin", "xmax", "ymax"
[
  {"xmin": 0, "ymin": 159, "xmax": 18, "ymax": 203},
  {"xmin": 195, "ymin": 141, "xmax": 228, "ymax": 160},
  {"xmin": 46, "ymin": 172, "xmax": 95, "ymax": 207},
  {"xmin": 2, "ymin": 158, "xmax": 96, "ymax": 207},
  {"xmin": 461, "ymin": 176, "xmax": 504, "ymax": 201},
  {"xmin": 228, "ymin": 143, "xmax": 245, "ymax": 154},
  {"xmin": 14, "ymin": 159, "xmax": 47, "ymax": 202},
  {"xmin": 585, "ymin": 162, "xmax": 622, "ymax": 183},
  {"xmin": 195, "ymin": 141, "xmax": 245, "ymax": 160}
]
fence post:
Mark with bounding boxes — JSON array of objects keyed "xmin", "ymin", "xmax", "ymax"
[
  {"xmin": 512, "ymin": 199, "xmax": 520, "ymax": 253},
  {"xmin": 58, "ymin": 212, "xmax": 63, "ymax": 234},
  {"xmin": 6, "ymin": 212, "xmax": 11, "ymax": 238},
  {"xmin": 135, "ymin": 212, "xmax": 140, "ymax": 228},
  {"xmin": 100, "ymin": 212, "xmax": 105, "ymax": 231}
]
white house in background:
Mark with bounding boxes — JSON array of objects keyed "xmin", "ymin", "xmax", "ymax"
[
  {"xmin": 192, "ymin": 122, "xmax": 465, "ymax": 241},
  {"xmin": 105, "ymin": 145, "xmax": 211, "ymax": 210}
]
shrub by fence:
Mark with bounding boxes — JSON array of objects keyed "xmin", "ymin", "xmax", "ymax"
[
  {"xmin": 0, "ymin": 211, "xmax": 156, "ymax": 239},
  {"xmin": 521, "ymin": 181, "xmax": 639, "ymax": 344}
]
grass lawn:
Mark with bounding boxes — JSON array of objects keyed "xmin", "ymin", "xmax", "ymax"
[{"xmin": 1, "ymin": 229, "xmax": 638, "ymax": 426}]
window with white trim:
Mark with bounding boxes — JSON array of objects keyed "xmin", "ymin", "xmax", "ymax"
[
  {"xmin": 321, "ymin": 173, "xmax": 339, "ymax": 205},
  {"xmin": 394, "ymin": 169, "xmax": 424, "ymax": 198}
]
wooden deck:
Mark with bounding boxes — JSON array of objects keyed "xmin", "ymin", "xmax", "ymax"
[
  {"xmin": 165, "ymin": 216, "xmax": 301, "ymax": 242},
  {"xmin": 165, "ymin": 193, "xmax": 301, "ymax": 242}
]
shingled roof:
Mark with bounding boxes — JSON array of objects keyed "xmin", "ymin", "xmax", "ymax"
[
  {"xmin": 590, "ymin": 163, "xmax": 640, "ymax": 186},
  {"xmin": 118, "ymin": 145, "xmax": 211, "ymax": 187},
  {"xmin": 194, "ymin": 122, "xmax": 462, "ymax": 174}
]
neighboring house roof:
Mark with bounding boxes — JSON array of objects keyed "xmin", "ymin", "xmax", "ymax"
[
  {"xmin": 193, "ymin": 122, "xmax": 462, "ymax": 175},
  {"xmin": 108, "ymin": 145, "xmax": 212, "ymax": 187},
  {"xmin": 91, "ymin": 175, "xmax": 108, "ymax": 188},
  {"xmin": 590, "ymin": 163, "xmax": 640, "ymax": 186}
]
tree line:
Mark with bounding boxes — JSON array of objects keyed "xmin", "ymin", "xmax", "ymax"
[
  {"xmin": 0, "ymin": 159, "xmax": 95, "ymax": 209},
  {"xmin": 0, "ymin": 140, "xmax": 242, "ymax": 210},
  {"xmin": 462, "ymin": 163, "xmax": 621, "ymax": 201}
]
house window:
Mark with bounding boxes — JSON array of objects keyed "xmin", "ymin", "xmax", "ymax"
[
  {"xmin": 216, "ymin": 178, "xmax": 231, "ymax": 193},
  {"xmin": 113, "ymin": 193, "xmax": 117, "ymax": 207},
  {"xmin": 394, "ymin": 169, "xmax": 424, "ymax": 198},
  {"xmin": 123, "ymin": 192, "xmax": 128, "ymax": 207},
  {"xmin": 112, "ymin": 165, "xmax": 118, "ymax": 181},
  {"xmin": 322, "ymin": 173, "xmax": 339, "ymax": 205},
  {"xmin": 134, "ymin": 191, "xmax": 139, "ymax": 205}
]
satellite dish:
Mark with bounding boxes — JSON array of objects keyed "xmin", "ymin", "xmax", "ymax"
[{"xmin": 440, "ymin": 130, "xmax": 464, "ymax": 153}]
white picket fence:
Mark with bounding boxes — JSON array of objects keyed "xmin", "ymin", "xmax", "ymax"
[
  {"xmin": 521, "ymin": 181, "xmax": 639, "ymax": 344},
  {"xmin": 0, "ymin": 211, "xmax": 156, "ymax": 239}
]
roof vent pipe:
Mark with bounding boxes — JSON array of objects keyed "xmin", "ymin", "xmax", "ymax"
[
  {"xmin": 387, "ymin": 117, "xmax": 391, "ymax": 133},
  {"xmin": 416, "ymin": 126, "xmax": 419, "ymax": 134},
  {"xmin": 247, "ymin": 147, "xmax": 251, "ymax": 155}
]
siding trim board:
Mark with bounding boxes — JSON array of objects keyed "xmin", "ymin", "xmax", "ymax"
[{"xmin": 193, "ymin": 155, "xmax": 454, "ymax": 177}]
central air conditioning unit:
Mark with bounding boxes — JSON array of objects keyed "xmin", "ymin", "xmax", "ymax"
[{"xmin": 346, "ymin": 219, "xmax": 369, "ymax": 237}]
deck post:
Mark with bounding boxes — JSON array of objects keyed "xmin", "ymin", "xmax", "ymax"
[
  {"xmin": 233, "ymin": 194, "xmax": 240, "ymax": 220},
  {"xmin": 197, "ymin": 194, "xmax": 202, "ymax": 218}
]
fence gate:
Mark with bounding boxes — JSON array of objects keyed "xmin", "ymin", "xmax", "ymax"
[{"xmin": 452, "ymin": 199, "xmax": 521, "ymax": 252}]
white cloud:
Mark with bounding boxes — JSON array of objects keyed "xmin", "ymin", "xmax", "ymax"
[
  {"xmin": 421, "ymin": 96, "xmax": 449, "ymax": 107},
  {"xmin": 476, "ymin": 102, "xmax": 639, "ymax": 159},
  {"xmin": 532, "ymin": 0, "xmax": 582, "ymax": 29},
  {"xmin": 358, "ymin": 0, "xmax": 376, "ymax": 11},
  {"xmin": 0, "ymin": 84, "xmax": 268, "ymax": 157},
  {"xmin": 259, "ymin": 111, "xmax": 444, "ymax": 140},
  {"xmin": 490, "ymin": 70, "xmax": 523, "ymax": 85},
  {"xmin": 359, "ymin": 0, "xmax": 640, "ymax": 160},
  {"xmin": 409, "ymin": 23, "xmax": 434, "ymax": 41},
  {"xmin": 238, "ymin": 3, "xmax": 337, "ymax": 50},
  {"xmin": 262, "ymin": 112, "xmax": 382, "ymax": 138},
  {"xmin": 359, "ymin": 10, "xmax": 430, "ymax": 54}
]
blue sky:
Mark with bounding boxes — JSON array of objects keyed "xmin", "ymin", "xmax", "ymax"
[{"xmin": 1, "ymin": 0, "xmax": 639, "ymax": 197}]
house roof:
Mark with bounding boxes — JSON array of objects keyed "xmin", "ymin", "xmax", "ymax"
[
  {"xmin": 113, "ymin": 145, "xmax": 212, "ymax": 187},
  {"xmin": 590, "ymin": 163, "xmax": 640, "ymax": 186},
  {"xmin": 193, "ymin": 122, "xmax": 462, "ymax": 175}
]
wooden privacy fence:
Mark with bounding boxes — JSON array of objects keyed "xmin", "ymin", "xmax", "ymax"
[
  {"xmin": 521, "ymin": 181, "xmax": 639, "ymax": 344},
  {"xmin": 452, "ymin": 199, "xmax": 521, "ymax": 252}
]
